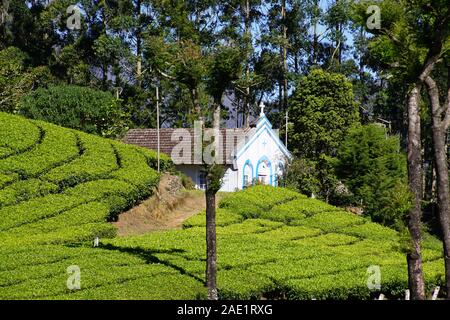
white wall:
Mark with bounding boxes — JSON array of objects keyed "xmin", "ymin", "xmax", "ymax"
[
  {"xmin": 235, "ymin": 126, "xmax": 287, "ymax": 190},
  {"xmin": 177, "ymin": 164, "xmax": 238, "ymax": 192},
  {"xmin": 219, "ymin": 167, "xmax": 239, "ymax": 192},
  {"xmin": 175, "ymin": 165, "xmax": 202, "ymax": 189}
]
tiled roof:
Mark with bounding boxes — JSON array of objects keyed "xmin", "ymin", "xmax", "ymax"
[{"xmin": 123, "ymin": 128, "xmax": 256, "ymax": 165}]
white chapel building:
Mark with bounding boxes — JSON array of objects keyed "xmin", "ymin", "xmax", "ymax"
[{"xmin": 124, "ymin": 105, "xmax": 292, "ymax": 192}]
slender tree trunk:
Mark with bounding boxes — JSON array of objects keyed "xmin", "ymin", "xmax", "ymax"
[
  {"xmin": 424, "ymin": 159, "xmax": 435, "ymax": 201},
  {"xmin": 191, "ymin": 88, "xmax": 201, "ymax": 119},
  {"xmin": 424, "ymin": 76, "xmax": 450, "ymax": 299},
  {"xmin": 205, "ymin": 187, "xmax": 218, "ymax": 300},
  {"xmin": 312, "ymin": 0, "xmax": 319, "ymax": 65},
  {"xmin": 281, "ymin": 0, "xmax": 288, "ymax": 121},
  {"xmin": 335, "ymin": 0, "xmax": 342, "ymax": 67},
  {"xmin": 205, "ymin": 99, "xmax": 221, "ymax": 300},
  {"xmin": 244, "ymin": 0, "xmax": 251, "ymax": 127},
  {"xmin": 213, "ymin": 103, "xmax": 220, "ymax": 130},
  {"xmin": 136, "ymin": 0, "xmax": 142, "ymax": 86},
  {"xmin": 359, "ymin": 28, "xmax": 364, "ymax": 84},
  {"xmin": 278, "ymin": 82, "xmax": 283, "ymax": 111},
  {"xmin": 432, "ymin": 121, "xmax": 450, "ymax": 299},
  {"xmin": 406, "ymin": 83, "xmax": 426, "ymax": 300}
]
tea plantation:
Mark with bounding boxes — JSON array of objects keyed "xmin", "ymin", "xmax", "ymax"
[{"xmin": 0, "ymin": 112, "xmax": 445, "ymax": 299}]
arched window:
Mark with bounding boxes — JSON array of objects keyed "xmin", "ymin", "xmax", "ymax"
[
  {"xmin": 256, "ymin": 156, "xmax": 273, "ymax": 186},
  {"xmin": 242, "ymin": 160, "xmax": 253, "ymax": 189}
]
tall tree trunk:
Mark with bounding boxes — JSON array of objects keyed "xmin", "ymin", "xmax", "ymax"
[
  {"xmin": 205, "ymin": 100, "xmax": 221, "ymax": 300},
  {"xmin": 243, "ymin": 0, "xmax": 251, "ymax": 127},
  {"xmin": 424, "ymin": 159, "xmax": 435, "ymax": 201},
  {"xmin": 213, "ymin": 103, "xmax": 220, "ymax": 130},
  {"xmin": 278, "ymin": 82, "xmax": 283, "ymax": 111},
  {"xmin": 432, "ymin": 120, "xmax": 450, "ymax": 300},
  {"xmin": 404, "ymin": 61, "xmax": 442, "ymax": 297},
  {"xmin": 359, "ymin": 28, "xmax": 364, "ymax": 84},
  {"xmin": 281, "ymin": 0, "xmax": 288, "ymax": 121},
  {"xmin": 135, "ymin": 0, "xmax": 142, "ymax": 86},
  {"xmin": 335, "ymin": 0, "xmax": 342, "ymax": 67},
  {"xmin": 312, "ymin": 0, "xmax": 319, "ymax": 65},
  {"xmin": 406, "ymin": 83, "xmax": 426, "ymax": 300},
  {"xmin": 191, "ymin": 88, "xmax": 201, "ymax": 119},
  {"xmin": 205, "ymin": 187, "xmax": 218, "ymax": 300},
  {"xmin": 424, "ymin": 75, "xmax": 450, "ymax": 299}
]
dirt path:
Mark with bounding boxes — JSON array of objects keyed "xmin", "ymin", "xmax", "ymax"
[{"xmin": 111, "ymin": 174, "xmax": 225, "ymax": 236}]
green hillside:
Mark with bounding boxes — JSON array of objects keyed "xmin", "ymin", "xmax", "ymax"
[
  {"xmin": 0, "ymin": 112, "xmax": 444, "ymax": 299},
  {"xmin": 0, "ymin": 111, "xmax": 172, "ymax": 246}
]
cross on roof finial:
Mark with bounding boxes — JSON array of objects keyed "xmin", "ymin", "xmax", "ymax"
[{"xmin": 260, "ymin": 102, "xmax": 265, "ymax": 116}]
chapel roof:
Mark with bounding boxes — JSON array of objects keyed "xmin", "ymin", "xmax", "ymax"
[
  {"xmin": 123, "ymin": 107, "xmax": 289, "ymax": 165},
  {"xmin": 123, "ymin": 127, "xmax": 256, "ymax": 165}
]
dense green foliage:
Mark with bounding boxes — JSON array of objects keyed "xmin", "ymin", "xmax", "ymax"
[
  {"xmin": 20, "ymin": 85, "xmax": 128, "ymax": 137},
  {"xmin": 285, "ymin": 69, "xmax": 360, "ymax": 202},
  {"xmin": 281, "ymin": 158, "xmax": 320, "ymax": 197},
  {"xmin": 0, "ymin": 47, "xmax": 52, "ymax": 113},
  {"xmin": 335, "ymin": 124, "xmax": 410, "ymax": 228},
  {"xmin": 288, "ymin": 69, "xmax": 360, "ymax": 158},
  {"xmin": 0, "ymin": 0, "xmax": 384, "ymax": 130}
]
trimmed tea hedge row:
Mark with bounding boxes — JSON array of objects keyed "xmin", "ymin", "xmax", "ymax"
[
  {"xmin": 0, "ymin": 173, "xmax": 18, "ymax": 189},
  {"xmin": 0, "ymin": 121, "xmax": 80, "ymax": 179},
  {"xmin": 42, "ymin": 132, "xmax": 118, "ymax": 189},
  {"xmin": 178, "ymin": 186, "xmax": 445, "ymax": 299},
  {"xmin": 109, "ymin": 141, "xmax": 161, "ymax": 199},
  {"xmin": 0, "ymin": 179, "xmax": 136, "ymax": 231},
  {"xmin": 0, "ymin": 179, "xmax": 59, "ymax": 208},
  {"xmin": 218, "ymin": 185, "xmax": 302, "ymax": 218},
  {"xmin": 0, "ymin": 146, "xmax": 12, "ymax": 158},
  {"xmin": 0, "ymin": 244, "xmax": 206, "ymax": 300},
  {"xmin": 0, "ymin": 112, "xmax": 41, "ymax": 157},
  {"xmin": 1, "ymin": 202, "xmax": 115, "ymax": 246},
  {"xmin": 183, "ymin": 209, "xmax": 243, "ymax": 228}
]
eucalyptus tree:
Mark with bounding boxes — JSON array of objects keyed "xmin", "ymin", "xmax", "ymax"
[
  {"xmin": 218, "ymin": 0, "xmax": 263, "ymax": 127},
  {"xmin": 260, "ymin": 0, "xmax": 310, "ymax": 129},
  {"xmin": 353, "ymin": 0, "xmax": 450, "ymax": 299},
  {"xmin": 323, "ymin": 0, "xmax": 352, "ymax": 70}
]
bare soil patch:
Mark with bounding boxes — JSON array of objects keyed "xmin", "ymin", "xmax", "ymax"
[{"xmin": 112, "ymin": 174, "xmax": 225, "ymax": 236}]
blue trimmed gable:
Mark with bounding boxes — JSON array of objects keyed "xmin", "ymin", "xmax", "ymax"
[{"xmin": 236, "ymin": 115, "xmax": 291, "ymax": 160}]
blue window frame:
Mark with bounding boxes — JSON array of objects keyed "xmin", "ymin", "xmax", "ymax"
[{"xmin": 242, "ymin": 160, "xmax": 253, "ymax": 189}]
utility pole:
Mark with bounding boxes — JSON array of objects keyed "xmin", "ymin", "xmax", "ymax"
[
  {"xmin": 156, "ymin": 85, "xmax": 160, "ymax": 173},
  {"xmin": 285, "ymin": 110, "xmax": 288, "ymax": 148}
]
